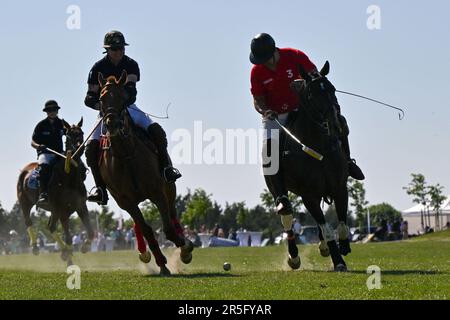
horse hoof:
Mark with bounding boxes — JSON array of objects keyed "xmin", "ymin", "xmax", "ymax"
[
  {"xmin": 160, "ymin": 266, "xmax": 171, "ymax": 277},
  {"xmin": 338, "ymin": 239, "xmax": 351, "ymax": 256},
  {"xmin": 139, "ymin": 251, "xmax": 152, "ymax": 264},
  {"xmin": 180, "ymin": 252, "xmax": 192, "ymax": 264},
  {"xmin": 184, "ymin": 239, "xmax": 194, "ymax": 253},
  {"xmin": 61, "ymin": 248, "xmax": 73, "ymax": 262},
  {"xmin": 319, "ymin": 241, "xmax": 330, "ymax": 257},
  {"xmin": 334, "ymin": 263, "xmax": 347, "ymax": 272},
  {"xmin": 287, "ymin": 255, "xmax": 301, "ymax": 270},
  {"xmin": 32, "ymin": 246, "xmax": 40, "ymax": 256},
  {"xmin": 81, "ymin": 242, "xmax": 91, "ymax": 254}
]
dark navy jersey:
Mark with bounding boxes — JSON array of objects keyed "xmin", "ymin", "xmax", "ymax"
[
  {"xmin": 32, "ymin": 117, "xmax": 65, "ymax": 155},
  {"xmin": 87, "ymin": 55, "xmax": 140, "ymax": 85}
]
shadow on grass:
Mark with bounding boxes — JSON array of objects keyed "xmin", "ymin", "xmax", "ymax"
[
  {"xmin": 143, "ymin": 273, "xmax": 241, "ymax": 279},
  {"xmin": 302, "ymin": 269, "xmax": 445, "ymax": 276}
]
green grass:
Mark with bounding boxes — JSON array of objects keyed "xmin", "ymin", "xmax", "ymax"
[{"xmin": 0, "ymin": 231, "xmax": 449, "ymax": 300}]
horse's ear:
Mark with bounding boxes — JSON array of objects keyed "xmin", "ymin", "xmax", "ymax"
[
  {"xmin": 62, "ymin": 119, "xmax": 71, "ymax": 131},
  {"xmin": 77, "ymin": 117, "xmax": 83, "ymax": 128},
  {"xmin": 118, "ymin": 70, "xmax": 127, "ymax": 86},
  {"xmin": 98, "ymin": 72, "xmax": 106, "ymax": 87},
  {"xmin": 320, "ymin": 61, "xmax": 330, "ymax": 76}
]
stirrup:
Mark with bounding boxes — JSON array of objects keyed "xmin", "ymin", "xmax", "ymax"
[
  {"xmin": 37, "ymin": 193, "xmax": 49, "ymax": 206},
  {"xmin": 275, "ymin": 195, "xmax": 293, "ymax": 216},
  {"xmin": 348, "ymin": 159, "xmax": 365, "ymax": 181},
  {"xmin": 163, "ymin": 167, "xmax": 182, "ymax": 183},
  {"xmin": 87, "ymin": 187, "xmax": 108, "ymax": 205}
]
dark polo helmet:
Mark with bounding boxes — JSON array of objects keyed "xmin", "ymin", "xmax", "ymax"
[
  {"xmin": 43, "ymin": 100, "xmax": 60, "ymax": 112},
  {"xmin": 249, "ymin": 33, "xmax": 276, "ymax": 65},
  {"xmin": 103, "ymin": 30, "xmax": 129, "ymax": 48}
]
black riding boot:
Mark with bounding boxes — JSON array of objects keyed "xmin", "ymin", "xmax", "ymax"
[
  {"xmin": 263, "ymin": 139, "xmax": 292, "ymax": 215},
  {"xmin": 147, "ymin": 123, "xmax": 182, "ymax": 183},
  {"xmin": 37, "ymin": 164, "xmax": 51, "ymax": 206},
  {"xmin": 340, "ymin": 135, "xmax": 365, "ymax": 181},
  {"xmin": 85, "ymin": 140, "xmax": 109, "ymax": 205}
]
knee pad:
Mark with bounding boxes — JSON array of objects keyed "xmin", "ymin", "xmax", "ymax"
[{"xmin": 147, "ymin": 123, "xmax": 168, "ymax": 148}]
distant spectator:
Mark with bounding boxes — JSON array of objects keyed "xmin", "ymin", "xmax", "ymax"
[
  {"xmin": 400, "ymin": 220, "xmax": 409, "ymax": 240},
  {"xmin": 228, "ymin": 228, "xmax": 237, "ymax": 241},
  {"xmin": 72, "ymin": 233, "xmax": 82, "ymax": 251},
  {"xmin": 218, "ymin": 228, "xmax": 225, "ymax": 238},
  {"xmin": 211, "ymin": 224, "xmax": 220, "ymax": 237}
]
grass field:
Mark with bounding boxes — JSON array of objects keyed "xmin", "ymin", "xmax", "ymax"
[{"xmin": 0, "ymin": 230, "xmax": 449, "ymax": 300}]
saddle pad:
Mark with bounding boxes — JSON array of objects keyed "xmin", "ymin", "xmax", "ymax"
[{"xmin": 27, "ymin": 169, "xmax": 39, "ymax": 190}]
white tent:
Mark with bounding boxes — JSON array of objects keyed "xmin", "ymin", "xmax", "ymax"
[{"xmin": 402, "ymin": 195, "xmax": 450, "ymax": 233}]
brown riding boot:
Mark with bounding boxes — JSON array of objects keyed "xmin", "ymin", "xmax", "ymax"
[{"xmin": 85, "ymin": 140, "xmax": 109, "ymax": 205}]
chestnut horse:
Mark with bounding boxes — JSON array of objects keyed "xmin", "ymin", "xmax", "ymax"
[
  {"xmin": 17, "ymin": 118, "xmax": 94, "ymax": 266},
  {"xmin": 97, "ymin": 70, "xmax": 193, "ymax": 276}
]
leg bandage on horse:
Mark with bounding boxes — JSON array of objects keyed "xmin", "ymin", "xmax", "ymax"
[
  {"xmin": 337, "ymin": 222, "xmax": 350, "ymax": 240},
  {"xmin": 281, "ymin": 214, "xmax": 294, "ymax": 232},
  {"xmin": 27, "ymin": 226, "xmax": 37, "ymax": 246},
  {"xmin": 319, "ymin": 223, "xmax": 335, "ymax": 242}
]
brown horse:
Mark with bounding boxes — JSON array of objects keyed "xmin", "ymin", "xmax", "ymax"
[
  {"xmin": 17, "ymin": 118, "xmax": 94, "ymax": 266},
  {"xmin": 97, "ymin": 70, "xmax": 193, "ymax": 276}
]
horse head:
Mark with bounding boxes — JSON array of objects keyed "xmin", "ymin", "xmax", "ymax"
[
  {"xmin": 295, "ymin": 61, "xmax": 341, "ymax": 140},
  {"xmin": 62, "ymin": 117, "xmax": 84, "ymax": 156},
  {"xmin": 98, "ymin": 70, "xmax": 128, "ymax": 137}
]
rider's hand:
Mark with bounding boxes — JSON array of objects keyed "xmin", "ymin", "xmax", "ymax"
[
  {"xmin": 37, "ymin": 145, "xmax": 47, "ymax": 153},
  {"xmin": 290, "ymin": 79, "xmax": 305, "ymax": 93},
  {"xmin": 264, "ymin": 110, "xmax": 278, "ymax": 120}
]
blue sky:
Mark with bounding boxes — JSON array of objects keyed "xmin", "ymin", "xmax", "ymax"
[{"xmin": 1, "ymin": 0, "xmax": 449, "ymax": 217}]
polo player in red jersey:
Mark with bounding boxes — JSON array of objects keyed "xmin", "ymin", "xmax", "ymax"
[{"xmin": 250, "ymin": 33, "xmax": 364, "ymax": 220}]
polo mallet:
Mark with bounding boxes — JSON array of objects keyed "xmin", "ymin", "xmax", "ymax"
[{"xmin": 274, "ymin": 118, "xmax": 324, "ymax": 161}]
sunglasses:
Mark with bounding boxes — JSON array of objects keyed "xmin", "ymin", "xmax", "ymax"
[{"xmin": 109, "ymin": 46, "xmax": 124, "ymax": 52}]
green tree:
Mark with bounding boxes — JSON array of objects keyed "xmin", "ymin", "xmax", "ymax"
[
  {"xmin": 348, "ymin": 178, "xmax": 369, "ymax": 228},
  {"xmin": 428, "ymin": 184, "xmax": 446, "ymax": 231},
  {"xmin": 181, "ymin": 188, "xmax": 218, "ymax": 229},
  {"xmin": 140, "ymin": 200, "xmax": 161, "ymax": 230},
  {"xmin": 403, "ymin": 173, "xmax": 428, "ymax": 230},
  {"xmin": 366, "ymin": 203, "xmax": 402, "ymax": 227}
]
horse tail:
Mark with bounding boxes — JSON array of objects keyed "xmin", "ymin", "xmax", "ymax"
[{"xmin": 17, "ymin": 163, "xmax": 38, "ymax": 198}]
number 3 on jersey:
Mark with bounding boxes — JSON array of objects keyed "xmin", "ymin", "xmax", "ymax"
[{"xmin": 286, "ymin": 69, "xmax": 293, "ymax": 78}]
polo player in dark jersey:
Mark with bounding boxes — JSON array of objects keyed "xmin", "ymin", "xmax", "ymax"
[
  {"xmin": 31, "ymin": 100, "xmax": 65, "ymax": 206},
  {"xmin": 84, "ymin": 30, "xmax": 181, "ymax": 205}
]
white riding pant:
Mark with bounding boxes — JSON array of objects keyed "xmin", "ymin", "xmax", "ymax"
[
  {"xmin": 89, "ymin": 104, "xmax": 154, "ymax": 141},
  {"xmin": 38, "ymin": 153, "xmax": 57, "ymax": 165}
]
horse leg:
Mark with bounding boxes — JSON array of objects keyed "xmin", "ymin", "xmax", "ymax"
[
  {"xmin": 303, "ymin": 196, "xmax": 347, "ymax": 272},
  {"xmin": 134, "ymin": 223, "xmax": 151, "ymax": 263},
  {"xmin": 317, "ymin": 226, "xmax": 330, "ymax": 257},
  {"xmin": 333, "ymin": 187, "xmax": 351, "ymax": 256},
  {"xmin": 20, "ymin": 199, "xmax": 39, "ymax": 255},
  {"xmin": 48, "ymin": 211, "xmax": 68, "ymax": 261},
  {"xmin": 127, "ymin": 205, "xmax": 170, "ymax": 276},
  {"xmin": 283, "ymin": 212, "xmax": 301, "ymax": 270},
  {"xmin": 164, "ymin": 183, "xmax": 194, "ymax": 264},
  {"xmin": 60, "ymin": 214, "xmax": 74, "ymax": 266},
  {"xmin": 77, "ymin": 204, "xmax": 94, "ymax": 254}
]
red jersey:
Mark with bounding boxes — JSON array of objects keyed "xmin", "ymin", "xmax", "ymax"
[{"xmin": 250, "ymin": 48, "xmax": 317, "ymax": 113}]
